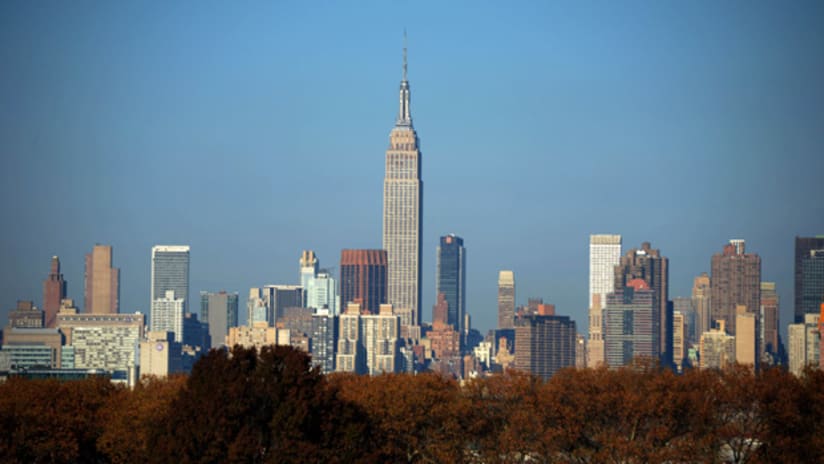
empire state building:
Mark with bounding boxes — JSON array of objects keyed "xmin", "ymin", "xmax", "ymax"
[{"xmin": 383, "ymin": 40, "xmax": 422, "ymax": 334}]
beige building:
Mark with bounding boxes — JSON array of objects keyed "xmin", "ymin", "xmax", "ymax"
[
  {"xmin": 362, "ymin": 304, "xmax": 400, "ymax": 375},
  {"xmin": 588, "ymin": 234, "xmax": 621, "ymax": 367},
  {"xmin": 788, "ymin": 313, "xmax": 820, "ymax": 376},
  {"xmin": 140, "ymin": 331, "xmax": 183, "ymax": 378},
  {"xmin": 84, "ymin": 244, "xmax": 120, "ymax": 314},
  {"xmin": 735, "ymin": 306, "xmax": 758, "ymax": 370},
  {"xmin": 1, "ymin": 327, "xmax": 64, "ymax": 368},
  {"xmin": 587, "ymin": 295, "xmax": 604, "ymax": 367},
  {"xmin": 692, "ymin": 273, "xmax": 712, "ymax": 343},
  {"xmin": 497, "ymin": 271, "xmax": 515, "ymax": 330},
  {"xmin": 58, "ymin": 312, "xmax": 144, "ymax": 372},
  {"xmin": 226, "ymin": 321, "xmax": 277, "ymax": 351},
  {"xmin": 383, "ymin": 42, "xmax": 422, "ymax": 333},
  {"xmin": 673, "ymin": 311, "xmax": 685, "ymax": 372},
  {"xmin": 336, "ymin": 302, "xmax": 363, "ymax": 373},
  {"xmin": 699, "ymin": 320, "xmax": 735, "ymax": 370}
]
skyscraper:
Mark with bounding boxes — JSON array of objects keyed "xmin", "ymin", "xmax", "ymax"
[
  {"xmin": 42, "ymin": 256, "xmax": 67, "ymax": 328},
  {"xmin": 514, "ymin": 313, "xmax": 576, "ymax": 380},
  {"xmin": 200, "ymin": 291, "xmax": 239, "ymax": 348},
  {"xmin": 795, "ymin": 236, "xmax": 824, "ymax": 323},
  {"xmin": 760, "ymin": 282, "xmax": 780, "ymax": 359},
  {"xmin": 710, "ymin": 239, "xmax": 761, "ymax": 336},
  {"xmin": 150, "ymin": 290, "xmax": 184, "ymax": 343},
  {"xmin": 613, "ymin": 242, "xmax": 669, "ymax": 366},
  {"xmin": 436, "ymin": 234, "xmax": 466, "ymax": 337},
  {"xmin": 261, "ymin": 285, "xmax": 303, "ymax": 326},
  {"xmin": 382, "ymin": 38, "xmax": 423, "ymax": 332},
  {"xmin": 300, "ymin": 250, "xmax": 319, "ymax": 290},
  {"xmin": 603, "ymin": 279, "xmax": 659, "ymax": 367},
  {"xmin": 151, "ymin": 245, "xmax": 190, "ymax": 313},
  {"xmin": 497, "ymin": 271, "xmax": 515, "ymax": 329},
  {"xmin": 340, "ymin": 249, "xmax": 387, "ymax": 316},
  {"xmin": 84, "ymin": 244, "xmax": 120, "ymax": 314},
  {"xmin": 692, "ymin": 272, "xmax": 712, "ymax": 345},
  {"xmin": 588, "ymin": 234, "xmax": 621, "ymax": 368}
]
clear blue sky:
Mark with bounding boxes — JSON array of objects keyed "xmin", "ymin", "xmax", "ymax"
[{"xmin": 1, "ymin": 1, "xmax": 823, "ymax": 339}]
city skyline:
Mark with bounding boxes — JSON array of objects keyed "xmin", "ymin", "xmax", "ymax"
[{"xmin": 1, "ymin": 3, "xmax": 823, "ymax": 338}]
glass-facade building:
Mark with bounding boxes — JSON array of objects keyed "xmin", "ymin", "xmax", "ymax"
[
  {"xmin": 436, "ymin": 234, "xmax": 466, "ymax": 339},
  {"xmin": 151, "ymin": 245, "xmax": 190, "ymax": 313}
]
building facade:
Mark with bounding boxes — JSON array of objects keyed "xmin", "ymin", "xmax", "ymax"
[
  {"xmin": 514, "ymin": 314, "xmax": 576, "ymax": 380},
  {"xmin": 436, "ymin": 234, "xmax": 466, "ymax": 339},
  {"xmin": 603, "ymin": 280, "xmax": 659, "ymax": 368},
  {"xmin": 150, "ymin": 290, "xmax": 185, "ymax": 343},
  {"xmin": 382, "ymin": 41, "xmax": 423, "ymax": 332},
  {"xmin": 699, "ymin": 320, "xmax": 736, "ymax": 370},
  {"xmin": 760, "ymin": 282, "xmax": 780, "ymax": 360},
  {"xmin": 58, "ymin": 312, "xmax": 144, "ymax": 372},
  {"xmin": 692, "ymin": 272, "xmax": 712, "ymax": 345},
  {"xmin": 84, "ymin": 244, "xmax": 120, "ymax": 314},
  {"xmin": 261, "ymin": 285, "xmax": 304, "ymax": 326},
  {"xmin": 588, "ymin": 234, "xmax": 621, "ymax": 368},
  {"xmin": 340, "ymin": 249, "xmax": 387, "ymax": 316},
  {"xmin": 787, "ymin": 313, "xmax": 819, "ymax": 377},
  {"xmin": 710, "ymin": 240, "xmax": 761, "ymax": 337},
  {"xmin": 200, "ymin": 291, "xmax": 239, "ymax": 348}
]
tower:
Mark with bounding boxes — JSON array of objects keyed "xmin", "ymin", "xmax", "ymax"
[
  {"xmin": 42, "ymin": 256, "xmax": 67, "ymax": 328},
  {"xmin": 795, "ymin": 236, "xmax": 824, "ymax": 323},
  {"xmin": 84, "ymin": 244, "xmax": 120, "ymax": 314},
  {"xmin": 383, "ymin": 35, "xmax": 423, "ymax": 333},
  {"xmin": 710, "ymin": 239, "xmax": 761, "ymax": 335},
  {"xmin": 497, "ymin": 271, "xmax": 515, "ymax": 329},
  {"xmin": 588, "ymin": 234, "xmax": 621, "ymax": 367},
  {"xmin": 436, "ymin": 234, "xmax": 466, "ymax": 337},
  {"xmin": 151, "ymin": 245, "xmax": 190, "ymax": 314},
  {"xmin": 340, "ymin": 249, "xmax": 388, "ymax": 316},
  {"xmin": 300, "ymin": 250, "xmax": 319, "ymax": 290}
]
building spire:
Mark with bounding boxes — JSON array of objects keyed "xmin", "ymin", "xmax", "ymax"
[{"xmin": 396, "ymin": 30, "xmax": 412, "ymax": 127}]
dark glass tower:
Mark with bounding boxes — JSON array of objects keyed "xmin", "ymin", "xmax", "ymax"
[
  {"xmin": 795, "ymin": 236, "xmax": 824, "ymax": 323},
  {"xmin": 436, "ymin": 234, "xmax": 465, "ymax": 338}
]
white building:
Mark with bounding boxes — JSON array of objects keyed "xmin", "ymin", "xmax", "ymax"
[
  {"xmin": 362, "ymin": 304, "xmax": 400, "ymax": 375},
  {"xmin": 588, "ymin": 234, "xmax": 621, "ymax": 367},
  {"xmin": 151, "ymin": 290, "xmax": 184, "ymax": 343},
  {"xmin": 306, "ymin": 272, "xmax": 340, "ymax": 315}
]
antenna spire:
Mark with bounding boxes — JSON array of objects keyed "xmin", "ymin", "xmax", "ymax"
[{"xmin": 403, "ymin": 29, "xmax": 408, "ymax": 82}]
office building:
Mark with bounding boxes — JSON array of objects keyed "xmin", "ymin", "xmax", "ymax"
[
  {"xmin": 383, "ymin": 40, "xmax": 423, "ymax": 332},
  {"xmin": 588, "ymin": 234, "xmax": 621, "ymax": 367},
  {"xmin": 673, "ymin": 310, "xmax": 686, "ymax": 372},
  {"xmin": 436, "ymin": 234, "xmax": 466, "ymax": 339},
  {"xmin": 42, "ymin": 256, "xmax": 67, "ymax": 328},
  {"xmin": 699, "ymin": 320, "xmax": 736, "ymax": 370},
  {"xmin": 261, "ymin": 285, "xmax": 303, "ymax": 326},
  {"xmin": 692, "ymin": 273, "xmax": 712, "ymax": 345},
  {"xmin": 336, "ymin": 302, "xmax": 365, "ymax": 374},
  {"xmin": 603, "ymin": 279, "xmax": 659, "ymax": 368},
  {"xmin": 795, "ymin": 236, "xmax": 824, "ymax": 323},
  {"xmin": 1, "ymin": 327, "xmax": 64, "ymax": 368},
  {"xmin": 429, "ymin": 293, "xmax": 460, "ymax": 360},
  {"xmin": 225, "ymin": 322, "xmax": 278, "ymax": 351},
  {"xmin": 58, "ymin": 312, "xmax": 144, "ymax": 372},
  {"xmin": 306, "ymin": 271, "xmax": 339, "ymax": 315},
  {"xmin": 362, "ymin": 304, "xmax": 400, "ymax": 375},
  {"xmin": 182, "ymin": 312, "xmax": 211, "ymax": 351},
  {"xmin": 200, "ymin": 291, "xmax": 239, "ymax": 348},
  {"xmin": 84, "ymin": 244, "xmax": 120, "ymax": 314},
  {"xmin": 760, "ymin": 282, "xmax": 780, "ymax": 359},
  {"xmin": 710, "ymin": 239, "xmax": 761, "ymax": 335},
  {"xmin": 498, "ymin": 271, "xmax": 515, "ymax": 329},
  {"xmin": 140, "ymin": 331, "xmax": 183, "ymax": 378},
  {"xmin": 150, "ymin": 290, "xmax": 184, "ymax": 343},
  {"xmin": 247, "ymin": 288, "xmax": 268, "ymax": 326},
  {"xmin": 672, "ymin": 297, "xmax": 695, "ymax": 347},
  {"xmin": 340, "ymin": 249, "xmax": 387, "ymax": 315},
  {"xmin": 151, "ymin": 245, "xmax": 190, "ymax": 313},
  {"xmin": 614, "ymin": 242, "xmax": 669, "ymax": 365},
  {"xmin": 514, "ymin": 312, "xmax": 576, "ymax": 380}
]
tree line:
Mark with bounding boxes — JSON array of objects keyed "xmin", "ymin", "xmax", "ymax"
[{"xmin": 1, "ymin": 345, "xmax": 823, "ymax": 463}]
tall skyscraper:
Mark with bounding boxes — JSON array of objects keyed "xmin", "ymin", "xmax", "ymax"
[
  {"xmin": 151, "ymin": 245, "xmax": 190, "ymax": 313},
  {"xmin": 760, "ymin": 282, "xmax": 780, "ymax": 359},
  {"xmin": 200, "ymin": 291, "xmax": 239, "ymax": 348},
  {"xmin": 436, "ymin": 234, "xmax": 466, "ymax": 337},
  {"xmin": 795, "ymin": 236, "xmax": 824, "ymax": 323},
  {"xmin": 588, "ymin": 234, "xmax": 621, "ymax": 368},
  {"xmin": 614, "ymin": 242, "xmax": 669, "ymax": 366},
  {"xmin": 382, "ymin": 38, "xmax": 423, "ymax": 332},
  {"xmin": 84, "ymin": 244, "xmax": 120, "ymax": 314},
  {"xmin": 497, "ymin": 271, "xmax": 515, "ymax": 329},
  {"xmin": 340, "ymin": 249, "xmax": 387, "ymax": 316},
  {"xmin": 710, "ymin": 239, "xmax": 761, "ymax": 336},
  {"xmin": 692, "ymin": 272, "xmax": 712, "ymax": 345},
  {"xmin": 42, "ymin": 256, "xmax": 67, "ymax": 328}
]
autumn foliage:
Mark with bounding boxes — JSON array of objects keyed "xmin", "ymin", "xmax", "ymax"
[{"xmin": 1, "ymin": 348, "xmax": 824, "ymax": 463}]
